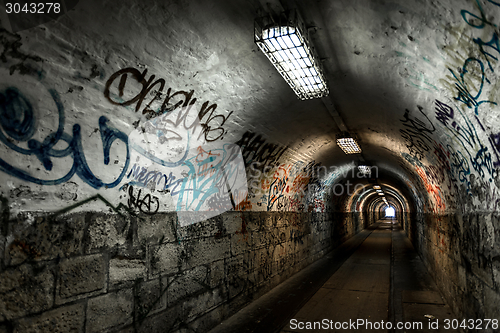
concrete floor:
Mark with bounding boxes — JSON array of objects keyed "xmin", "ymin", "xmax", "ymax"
[{"xmin": 209, "ymin": 221, "xmax": 456, "ymax": 333}]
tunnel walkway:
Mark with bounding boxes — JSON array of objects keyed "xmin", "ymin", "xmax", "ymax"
[{"xmin": 208, "ymin": 221, "xmax": 455, "ymax": 333}]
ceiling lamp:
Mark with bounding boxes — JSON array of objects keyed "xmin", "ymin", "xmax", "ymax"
[
  {"xmin": 378, "ymin": 192, "xmax": 385, "ymax": 196},
  {"xmin": 373, "ymin": 185, "xmax": 381, "ymax": 190},
  {"xmin": 255, "ymin": 10, "xmax": 329, "ymax": 100},
  {"xmin": 336, "ymin": 133, "xmax": 361, "ymax": 154},
  {"xmin": 358, "ymin": 165, "xmax": 372, "ymax": 176}
]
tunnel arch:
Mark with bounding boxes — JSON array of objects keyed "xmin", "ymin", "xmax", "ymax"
[{"xmin": 0, "ymin": 0, "xmax": 499, "ymax": 330}]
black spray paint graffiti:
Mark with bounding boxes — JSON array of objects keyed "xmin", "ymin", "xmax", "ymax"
[
  {"xmin": 0, "ymin": 195, "xmax": 9, "ymax": 238},
  {"xmin": 290, "ymin": 229, "xmax": 305, "ymax": 244},
  {"xmin": 104, "ymin": 67, "xmax": 233, "ymax": 142},
  {"xmin": 435, "ymin": 99, "xmax": 479, "ymax": 148},
  {"xmin": 490, "ymin": 133, "xmax": 500, "ymax": 167},
  {"xmin": 435, "ymin": 99, "xmax": 495, "ymax": 182},
  {"xmin": 399, "ymin": 105, "xmax": 436, "ymax": 161},
  {"xmin": 267, "ymin": 176, "xmax": 288, "ymax": 211},
  {"xmin": 0, "ymin": 28, "xmax": 44, "ymax": 78},
  {"xmin": 126, "ymin": 163, "xmax": 183, "ymax": 194},
  {"xmin": 127, "ymin": 185, "xmax": 159, "ymax": 215},
  {"xmin": 433, "ymin": 142, "xmax": 466, "ymax": 192},
  {"xmin": 235, "ymin": 131, "xmax": 288, "ymax": 169}
]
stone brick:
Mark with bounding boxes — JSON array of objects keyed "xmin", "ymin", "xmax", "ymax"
[
  {"xmin": 470, "ymin": 257, "xmax": 494, "ymax": 290},
  {"xmin": 230, "ymin": 233, "xmax": 250, "ymax": 256},
  {"xmin": 261, "ymin": 214, "xmax": 276, "ymax": 229},
  {"xmin": 109, "ymin": 258, "xmax": 147, "ymax": 288},
  {"xmin": 134, "ymin": 278, "xmax": 166, "ymax": 321},
  {"xmin": 56, "ymin": 254, "xmax": 106, "ymax": 304},
  {"xmin": 166, "ymin": 266, "xmax": 210, "ymax": 307},
  {"xmin": 274, "ymin": 213, "xmax": 288, "ymax": 227},
  {"xmin": 483, "ymin": 286, "xmax": 500, "ymax": 319},
  {"xmin": 182, "ymin": 237, "xmax": 230, "ymax": 269},
  {"xmin": 176, "ymin": 215, "xmax": 226, "ymax": 241},
  {"xmin": 225, "ymin": 255, "xmax": 248, "ymax": 300},
  {"xmin": 250, "ymin": 229, "xmax": 267, "ymax": 249},
  {"xmin": 241, "ymin": 212, "xmax": 264, "ymax": 232},
  {"xmin": 113, "ymin": 326, "xmax": 136, "ymax": 333},
  {"xmin": 86, "ymin": 289, "xmax": 134, "ymax": 333},
  {"xmin": 135, "ymin": 304, "xmax": 182, "ymax": 333},
  {"xmin": 14, "ymin": 303, "xmax": 85, "ymax": 333},
  {"xmin": 0, "ymin": 263, "xmax": 54, "ymax": 320},
  {"xmin": 149, "ymin": 242, "xmax": 180, "ymax": 277},
  {"xmin": 137, "ymin": 213, "xmax": 176, "ymax": 245},
  {"xmin": 183, "ymin": 287, "xmax": 225, "ymax": 321},
  {"xmin": 86, "ymin": 214, "xmax": 129, "ymax": 252},
  {"xmin": 180, "ymin": 304, "xmax": 226, "ymax": 333},
  {"xmin": 493, "ymin": 260, "xmax": 500, "ymax": 291},
  {"xmin": 209, "ymin": 259, "xmax": 225, "ymax": 288},
  {"xmin": 243, "ymin": 250, "xmax": 257, "ymax": 273},
  {"xmin": 222, "ymin": 211, "xmax": 246, "ymax": 235},
  {"xmin": 6, "ymin": 214, "xmax": 87, "ymax": 266}
]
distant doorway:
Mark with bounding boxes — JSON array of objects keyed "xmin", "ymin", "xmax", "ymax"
[{"xmin": 385, "ymin": 206, "xmax": 395, "ymax": 218}]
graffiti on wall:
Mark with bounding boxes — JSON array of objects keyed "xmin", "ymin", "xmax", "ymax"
[
  {"xmin": 460, "ymin": 0, "xmax": 500, "ymax": 72},
  {"xmin": 0, "ymin": 86, "xmax": 130, "ymax": 189},
  {"xmin": 127, "ymin": 185, "xmax": 160, "ymax": 215},
  {"xmin": 104, "ymin": 67, "xmax": 233, "ymax": 142},
  {"xmin": 0, "ymin": 63, "xmax": 249, "ymax": 226},
  {"xmin": 235, "ymin": 130, "xmax": 288, "ymax": 169},
  {"xmin": 393, "ymin": 0, "xmax": 500, "ymax": 213},
  {"xmin": 399, "ymin": 105, "xmax": 436, "ymax": 161}
]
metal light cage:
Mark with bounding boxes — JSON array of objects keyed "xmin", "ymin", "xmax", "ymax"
[
  {"xmin": 336, "ymin": 132, "xmax": 361, "ymax": 154},
  {"xmin": 254, "ymin": 10, "xmax": 329, "ymax": 100}
]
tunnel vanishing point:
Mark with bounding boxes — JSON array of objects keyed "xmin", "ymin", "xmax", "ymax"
[{"xmin": 1, "ymin": 0, "xmax": 500, "ymax": 332}]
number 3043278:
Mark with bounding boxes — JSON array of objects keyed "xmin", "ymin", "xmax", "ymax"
[{"xmin": 5, "ymin": 3, "xmax": 61, "ymax": 14}]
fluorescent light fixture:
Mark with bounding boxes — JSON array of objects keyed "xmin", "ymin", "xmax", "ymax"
[
  {"xmin": 358, "ymin": 165, "xmax": 371, "ymax": 176},
  {"xmin": 255, "ymin": 10, "xmax": 329, "ymax": 100},
  {"xmin": 336, "ymin": 136, "xmax": 361, "ymax": 154},
  {"xmin": 376, "ymin": 189, "xmax": 383, "ymax": 193},
  {"xmin": 378, "ymin": 193, "xmax": 384, "ymax": 196},
  {"xmin": 373, "ymin": 185, "xmax": 381, "ymax": 190}
]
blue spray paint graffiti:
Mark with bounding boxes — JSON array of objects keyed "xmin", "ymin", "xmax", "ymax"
[
  {"xmin": 453, "ymin": 0, "xmax": 500, "ymax": 170},
  {"xmin": 0, "ymin": 87, "xmax": 130, "ymax": 188},
  {"xmin": 447, "ymin": 58, "xmax": 496, "ymax": 115},
  {"xmin": 460, "ymin": 0, "xmax": 500, "ymax": 71},
  {"xmin": 176, "ymin": 144, "xmax": 247, "ymax": 212}
]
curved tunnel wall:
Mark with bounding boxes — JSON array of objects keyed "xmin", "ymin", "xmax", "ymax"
[{"xmin": 1, "ymin": 0, "xmax": 500, "ymax": 331}]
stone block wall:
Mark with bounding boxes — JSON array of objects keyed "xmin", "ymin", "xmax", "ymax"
[
  {"xmin": 0, "ymin": 210, "xmax": 365, "ymax": 332},
  {"xmin": 402, "ymin": 213, "xmax": 500, "ymax": 323}
]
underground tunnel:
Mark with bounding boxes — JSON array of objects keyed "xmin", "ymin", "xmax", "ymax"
[{"xmin": 0, "ymin": 0, "xmax": 500, "ymax": 332}]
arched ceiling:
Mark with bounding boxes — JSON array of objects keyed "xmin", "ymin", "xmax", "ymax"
[{"xmin": 0, "ymin": 0, "xmax": 499, "ymax": 218}]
